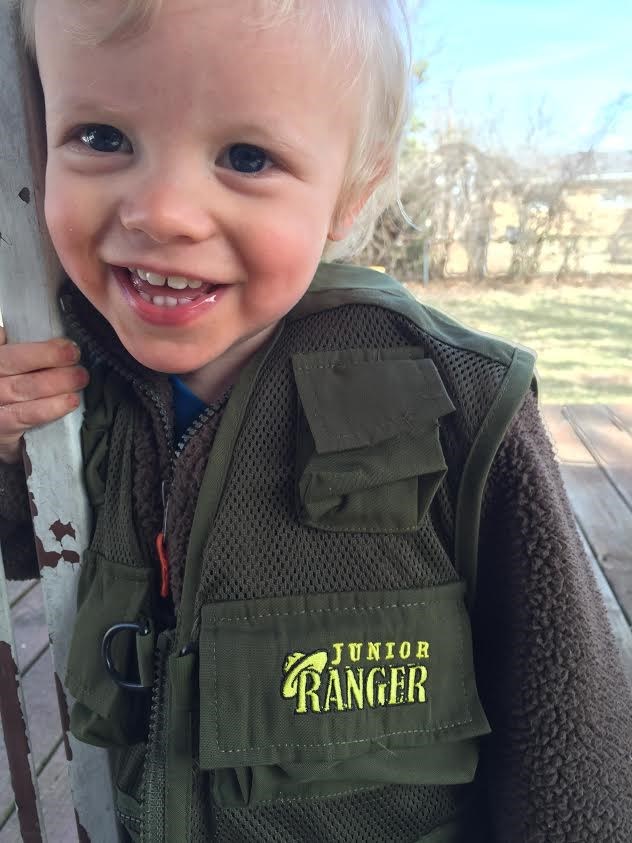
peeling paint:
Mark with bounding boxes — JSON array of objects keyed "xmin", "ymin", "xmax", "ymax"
[
  {"xmin": 40, "ymin": 565, "xmax": 121, "ymax": 839},
  {"xmin": 75, "ymin": 811, "xmax": 91, "ymax": 843},
  {"xmin": 54, "ymin": 672, "xmax": 73, "ymax": 761},
  {"xmin": 39, "ymin": 560, "xmax": 82, "ymax": 668},
  {"xmin": 34, "ymin": 535, "xmax": 62, "ymax": 569},
  {"xmin": 34, "ymin": 535, "xmax": 83, "ymax": 569},
  {"xmin": 0, "ymin": 639, "xmax": 45, "ymax": 841},
  {"xmin": 50, "ymin": 520, "xmax": 77, "ymax": 542},
  {"xmin": 18, "ymin": 187, "xmax": 31, "ymax": 204},
  {"xmin": 28, "ymin": 490, "xmax": 38, "ymax": 517}
]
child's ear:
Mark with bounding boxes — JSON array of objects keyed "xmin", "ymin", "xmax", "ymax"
[
  {"xmin": 328, "ymin": 163, "xmax": 389, "ymax": 242},
  {"xmin": 328, "ymin": 193, "xmax": 370, "ymax": 242}
]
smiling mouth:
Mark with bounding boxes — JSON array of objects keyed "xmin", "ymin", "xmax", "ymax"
[{"xmin": 125, "ymin": 268, "xmax": 219, "ymax": 307}]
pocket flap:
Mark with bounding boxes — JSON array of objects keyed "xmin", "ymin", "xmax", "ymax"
[
  {"xmin": 65, "ymin": 551, "xmax": 154, "ymax": 745},
  {"xmin": 199, "ymin": 582, "xmax": 489, "ymax": 771},
  {"xmin": 291, "ymin": 348, "xmax": 455, "ymax": 454},
  {"xmin": 292, "ymin": 348, "xmax": 455, "ymax": 532}
]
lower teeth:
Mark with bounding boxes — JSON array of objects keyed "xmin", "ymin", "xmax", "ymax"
[{"xmin": 139, "ymin": 292, "xmax": 192, "ymax": 307}]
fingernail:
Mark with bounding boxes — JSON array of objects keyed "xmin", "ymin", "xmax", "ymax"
[{"xmin": 63, "ymin": 340, "xmax": 81, "ymax": 362}]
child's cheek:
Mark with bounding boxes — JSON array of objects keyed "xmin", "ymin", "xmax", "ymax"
[
  {"xmin": 44, "ymin": 167, "xmax": 98, "ymax": 274},
  {"xmin": 245, "ymin": 206, "xmax": 329, "ymax": 277}
]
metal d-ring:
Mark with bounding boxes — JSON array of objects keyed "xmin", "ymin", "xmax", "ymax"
[{"xmin": 101, "ymin": 620, "xmax": 152, "ymax": 692}]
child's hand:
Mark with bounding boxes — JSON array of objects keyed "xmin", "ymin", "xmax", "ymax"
[{"xmin": 0, "ymin": 327, "xmax": 90, "ymax": 464}]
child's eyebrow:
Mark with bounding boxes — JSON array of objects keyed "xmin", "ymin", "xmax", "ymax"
[
  {"xmin": 45, "ymin": 95, "xmax": 142, "ymax": 118},
  {"xmin": 228, "ymin": 122, "xmax": 307, "ymax": 154}
]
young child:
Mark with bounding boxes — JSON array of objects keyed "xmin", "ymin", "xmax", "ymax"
[{"xmin": 1, "ymin": 1, "xmax": 631, "ymax": 841}]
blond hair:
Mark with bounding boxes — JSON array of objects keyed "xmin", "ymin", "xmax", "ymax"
[{"xmin": 18, "ymin": 0, "xmax": 412, "ymax": 260}]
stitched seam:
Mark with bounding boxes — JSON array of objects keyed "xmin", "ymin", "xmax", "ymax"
[
  {"xmin": 456, "ymin": 604, "xmax": 469, "ymax": 720},
  {"xmin": 211, "ymin": 718, "xmax": 474, "ymax": 754},
  {"xmin": 294, "ymin": 358, "xmax": 438, "ymax": 445},
  {"xmin": 252, "ymin": 784, "xmax": 379, "ymax": 806},
  {"xmin": 212, "ymin": 596, "xmax": 454, "ymax": 624},
  {"xmin": 294, "ymin": 355, "xmax": 420, "ymax": 374},
  {"xmin": 116, "ymin": 810, "xmax": 141, "ymax": 827},
  {"xmin": 213, "ymin": 638, "xmax": 221, "ymax": 756}
]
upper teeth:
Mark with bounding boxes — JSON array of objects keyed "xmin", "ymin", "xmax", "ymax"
[{"xmin": 131, "ymin": 268, "xmax": 204, "ymax": 290}]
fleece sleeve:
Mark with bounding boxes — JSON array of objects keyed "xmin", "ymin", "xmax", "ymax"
[
  {"xmin": 474, "ymin": 390, "xmax": 632, "ymax": 843},
  {"xmin": 0, "ymin": 458, "xmax": 39, "ymax": 580}
]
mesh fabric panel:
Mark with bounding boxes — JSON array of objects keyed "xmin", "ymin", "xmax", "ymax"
[
  {"xmin": 195, "ymin": 304, "xmax": 508, "ymax": 609},
  {"xmin": 211, "ymin": 783, "xmax": 468, "ymax": 843}
]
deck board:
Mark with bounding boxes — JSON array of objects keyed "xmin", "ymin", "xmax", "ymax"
[
  {"xmin": 0, "ymin": 744, "xmax": 76, "ymax": 843},
  {"xmin": 10, "ymin": 583, "xmax": 49, "ymax": 673},
  {"xmin": 542, "ymin": 405, "xmax": 632, "ymax": 629},
  {"xmin": 610, "ymin": 404, "xmax": 632, "ymax": 433},
  {"xmin": 565, "ymin": 404, "xmax": 632, "ymax": 507}
]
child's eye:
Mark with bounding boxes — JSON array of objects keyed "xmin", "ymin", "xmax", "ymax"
[
  {"xmin": 78, "ymin": 125, "xmax": 132, "ymax": 154},
  {"xmin": 218, "ymin": 144, "xmax": 272, "ymax": 174}
]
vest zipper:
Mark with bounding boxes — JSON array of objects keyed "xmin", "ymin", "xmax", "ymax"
[{"xmin": 141, "ymin": 632, "xmax": 173, "ymax": 843}]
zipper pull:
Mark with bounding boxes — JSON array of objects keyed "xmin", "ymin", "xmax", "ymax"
[{"xmin": 156, "ymin": 480, "xmax": 170, "ymax": 599}]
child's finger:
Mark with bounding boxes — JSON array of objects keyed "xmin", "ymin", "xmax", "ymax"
[
  {"xmin": 0, "ymin": 337, "xmax": 80, "ymax": 377},
  {"xmin": 0, "ymin": 365, "xmax": 89, "ymax": 408},
  {"xmin": 0, "ymin": 392, "xmax": 82, "ymax": 438}
]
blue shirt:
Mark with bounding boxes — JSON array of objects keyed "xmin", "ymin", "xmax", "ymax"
[{"xmin": 169, "ymin": 375, "xmax": 208, "ymax": 442}]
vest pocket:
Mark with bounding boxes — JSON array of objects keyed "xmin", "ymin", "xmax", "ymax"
[
  {"xmin": 291, "ymin": 348, "xmax": 455, "ymax": 533},
  {"xmin": 65, "ymin": 550, "xmax": 155, "ymax": 746},
  {"xmin": 198, "ymin": 582, "xmax": 489, "ymax": 807}
]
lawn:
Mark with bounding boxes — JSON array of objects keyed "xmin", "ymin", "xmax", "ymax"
[{"xmin": 406, "ymin": 281, "xmax": 632, "ymax": 404}]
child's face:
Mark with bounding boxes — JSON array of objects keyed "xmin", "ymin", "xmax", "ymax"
[{"xmin": 36, "ymin": 0, "xmax": 360, "ymax": 386}]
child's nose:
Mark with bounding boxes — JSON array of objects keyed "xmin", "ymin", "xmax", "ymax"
[{"xmin": 119, "ymin": 173, "xmax": 217, "ymax": 244}]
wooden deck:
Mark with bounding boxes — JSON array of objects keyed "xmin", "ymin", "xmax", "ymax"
[{"xmin": 1, "ymin": 403, "xmax": 631, "ymax": 842}]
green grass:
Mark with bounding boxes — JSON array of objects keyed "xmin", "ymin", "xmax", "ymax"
[{"xmin": 406, "ymin": 282, "xmax": 632, "ymax": 404}]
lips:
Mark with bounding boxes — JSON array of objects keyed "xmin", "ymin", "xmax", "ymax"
[{"xmin": 113, "ymin": 266, "xmax": 225, "ymax": 326}]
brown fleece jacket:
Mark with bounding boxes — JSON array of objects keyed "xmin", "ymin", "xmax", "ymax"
[
  {"xmin": 477, "ymin": 393, "xmax": 632, "ymax": 841},
  {"xmin": 1, "ymin": 297, "xmax": 631, "ymax": 842}
]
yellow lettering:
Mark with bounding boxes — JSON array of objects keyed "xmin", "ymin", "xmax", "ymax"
[
  {"xmin": 367, "ymin": 642, "xmax": 381, "ymax": 661},
  {"xmin": 330, "ymin": 642, "xmax": 344, "ymax": 667},
  {"xmin": 349, "ymin": 642, "xmax": 363, "ymax": 663},
  {"xmin": 296, "ymin": 670, "xmax": 322, "ymax": 713},
  {"xmin": 367, "ymin": 667, "xmax": 387, "ymax": 707},
  {"xmin": 415, "ymin": 641, "xmax": 430, "ymax": 659},
  {"xmin": 388, "ymin": 666, "xmax": 406, "ymax": 705},
  {"xmin": 407, "ymin": 665, "xmax": 428, "ymax": 703},
  {"xmin": 346, "ymin": 668, "xmax": 364, "ymax": 709},
  {"xmin": 399, "ymin": 641, "xmax": 411, "ymax": 660},
  {"xmin": 324, "ymin": 669, "xmax": 345, "ymax": 712},
  {"xmin": 384, "ymin": 642, "xmax": 395, "ymax": 660}
]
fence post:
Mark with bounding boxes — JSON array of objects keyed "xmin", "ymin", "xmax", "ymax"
[{"xmin": 0, "ymin": 3, "xmax": 120, "ymax": 840}]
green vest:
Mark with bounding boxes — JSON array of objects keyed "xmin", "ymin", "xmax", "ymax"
[{"xmin": 64, "ymin": 265, "xmax": 535, "ymax": 842}]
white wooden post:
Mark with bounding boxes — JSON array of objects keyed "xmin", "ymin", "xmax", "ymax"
[{"xmin": 0, "ymin": 3, "xmax": 120, "ymax": 840}]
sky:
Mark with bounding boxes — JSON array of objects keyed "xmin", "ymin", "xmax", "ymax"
[{"xmin": 413, "ymin": 0, "xmax": 631, "ymax": 157}]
